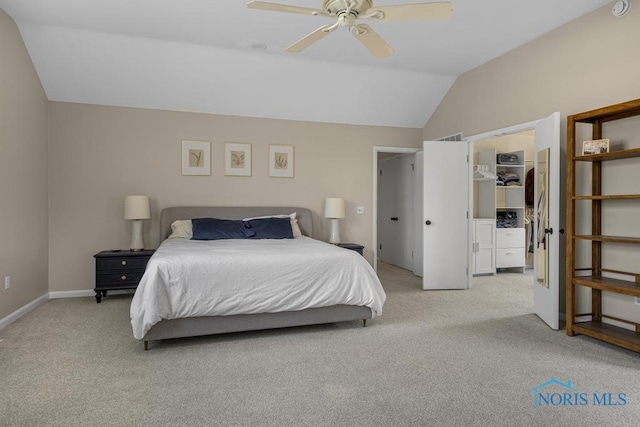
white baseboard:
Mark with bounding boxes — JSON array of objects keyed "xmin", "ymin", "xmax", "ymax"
[
  {"xmin": 0, "ymin": 293, "xmax": 49, "ymax": 330},
  {"xmin": 0, "ymin": 288, "xmax": 128, "ymax": 330},
  {"xmin": 49, "ymin": 290, "xmax": 94, "ymax": 299}
]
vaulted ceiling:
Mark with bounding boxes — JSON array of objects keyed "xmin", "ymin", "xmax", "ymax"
[{"xmin": 0, "ymin": 0, "xmax": 612, "ymax": 128}]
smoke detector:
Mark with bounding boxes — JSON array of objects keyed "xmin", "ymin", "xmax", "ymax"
[{"xmin": 612, "ymin": 0, "xmax": 631, "ymax": 17}]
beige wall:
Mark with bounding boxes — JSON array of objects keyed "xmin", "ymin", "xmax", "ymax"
[
  {"xmin": 423, "ymin": 4, "xmax": 640, "ymax": 139},
  {"xmin": 0, "ymin": 10, "xmax": 49, "ymax": 320},
  {"xmin": 423, "ymin": 4, "xmax": 640, "ymax": 320},
  {"xmin": 48, "ymin": 102, "xmax": 422, "ymax": 292}
]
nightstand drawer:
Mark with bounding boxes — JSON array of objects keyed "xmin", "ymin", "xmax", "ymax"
[
  {"xmin": 97, "ymin": 271, "xmax": 145, "ymax": 287},
  {"xmin": 98, "ymin": 257, "xmax": 149, "ymax": 271}
]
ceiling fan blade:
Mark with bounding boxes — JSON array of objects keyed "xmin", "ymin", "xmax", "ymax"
[
  {"xmin": 351, "ymin": 24, "xmax": 394, "ymax": 59},
  {"xmin": 365, "ymin": 2, "xmax": 453, "ymax": 22},
  {"xmin": 246, "ymin": 1, "xmax": 327, "ymax": 17},
  {"xmin": 286, "ymin": 25, "xmax": 336, "ymax": 53}
]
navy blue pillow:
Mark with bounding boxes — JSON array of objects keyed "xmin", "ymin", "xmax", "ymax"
[
  {"xmin": 191, "ymin": 218, "xmax": 255, "ymax": 240},
  {"xmin": 245, "ymin": 217, "xmax": 293, "ymax": 239}
]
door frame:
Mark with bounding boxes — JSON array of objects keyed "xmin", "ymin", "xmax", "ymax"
[
  {"xmin": 466, "ymin": 115, "xmax": 561, "ymax": 328},
  {"xmin": 372, "ymin": 146, "xmax": 421, "ymax": 272}
]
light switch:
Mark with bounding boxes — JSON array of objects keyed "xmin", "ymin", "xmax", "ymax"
[{"xmin": 356, "ymin": 206, "xmax": 365, "ymax": 215}]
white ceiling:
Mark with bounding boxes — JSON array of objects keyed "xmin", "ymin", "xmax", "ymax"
[{"xmin": 0, "ymin": 0, "xmax": 612, "ymax": 128}]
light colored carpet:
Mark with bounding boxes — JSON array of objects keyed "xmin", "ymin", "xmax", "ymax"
[{"xmin": 1, "ymin": 263, "xmax": 639, "ymax": 426}]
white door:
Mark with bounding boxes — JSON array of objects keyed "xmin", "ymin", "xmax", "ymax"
[
  {"xmin": 423, "ymin": 141, "xmax": 471, "ymax": 290},
  {"xmin": 378, "ymin": 155, "xmax": 414, "ymax": 270},
  {"xmin": 413, "ymin": 151, "xmax": 424, "ymax": 277},
  {"xmin": 533, "ymin": 112, "xmax": 560, "ymax": 330}
]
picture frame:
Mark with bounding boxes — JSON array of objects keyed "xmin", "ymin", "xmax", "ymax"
[
  {"xmin": 224, "ymin": 142, "xmax": 252, "ymax": 177},
  {"xmin": 182, "ymin": 140, "xmax": 211, "ymax": 176},
  {"xmin": 269, "ymin": 144, "xmax": 295, "ymax": 178},
  {"xmin": 582, "ymin": 138, "xmax": 610, "ymax": 155}
]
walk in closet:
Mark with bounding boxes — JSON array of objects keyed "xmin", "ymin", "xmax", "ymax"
[{"xmin": 472, "ymin": 133, "xmax": 534, "ymax": 275}]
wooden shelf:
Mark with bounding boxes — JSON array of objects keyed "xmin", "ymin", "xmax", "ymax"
[
  {"xmin": 572, "ymin": 322, "xmax": 640, "ymax": 353},
  {"xmin": 566, "ymin": 98, "xmax": 640, "ymax": 354},
  {"xmin": 572, "ymin": 276, "xmax": 640, "ymax": 297},
  {"xmin": 574, "ymin": 147, "xmax": 640, "ymax": 162},
  {"xmin": 569, "ymin": 99, "xmax": 640, "ymax": 123},
  {"xmin": 573, "ymin": 194, "xmax": 640, "ymax": 200},
  {"xmin": 573, "ymin": 235, "xmax": 640, "ymax": 244}
]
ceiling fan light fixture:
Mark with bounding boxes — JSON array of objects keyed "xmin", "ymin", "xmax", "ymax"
[{"xmin": 247, "ymin": 0, "xmax": 452, "ymax": 58}]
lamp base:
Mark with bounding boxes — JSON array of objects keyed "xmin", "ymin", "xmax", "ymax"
[
  {"xmin": 130, "ymin": 219, "xmax": 145, "ymax": 251},
  {"xmin": 329, "ymin": 218, "xmax": 341, "ymax": 245}
]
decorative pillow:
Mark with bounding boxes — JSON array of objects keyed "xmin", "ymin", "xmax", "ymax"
[
  {"xmin": 242, "ymin": 212, "xmax": 303, "ymax": 238},
  {"xmin": 191, "ymin": 218, "xmax": 255, "ymax": 240},
  {"xmin": 244, "ymin": 217, "xmax": 294, "ymax": 239},
  {"xmin": 167, "ymin": 220, "xmax": 193, "ymax": 239}
]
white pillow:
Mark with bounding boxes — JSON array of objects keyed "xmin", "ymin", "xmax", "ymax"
[
  {"xmin": 242, "ymin": 212, "xmax": 303, "ymax": 238},
  {"xmin": 167, "ymin": 219, "xmax": 193, "ymax": 239}
]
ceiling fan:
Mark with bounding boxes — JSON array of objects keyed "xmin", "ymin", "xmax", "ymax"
[{"xmin": 246, "ymin": 0, "xmax": 453, "ymax": 59}]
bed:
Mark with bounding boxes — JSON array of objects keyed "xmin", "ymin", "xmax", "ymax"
[{"xmin": 130, "ymin": 206, "xmax": 386, "ymax": 349}]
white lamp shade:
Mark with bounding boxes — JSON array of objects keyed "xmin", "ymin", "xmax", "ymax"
[
  {"xmin": 124, "ymin": 195, "xmax": 150, "ymax": 220},
  {"xmin": 324, "ymin": 198, "xmax": 345, "ymax": 219}
]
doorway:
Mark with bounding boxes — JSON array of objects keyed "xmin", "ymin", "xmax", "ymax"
[
  {"xmin": 472, "ymin": 130, "xmax": 536, "ymax": 274},
  {"xmin": 372, "ymin": 146, "xmax": 421, "ymax": 276},
  {"xmin": 378, "ymin": 153, "xmax": 415, "ymax": 270},
  {"xmin": 467, "ymin": 113, "xmax": 561, "ymax": 330}
]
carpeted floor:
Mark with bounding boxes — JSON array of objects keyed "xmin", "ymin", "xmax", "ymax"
[{"xmin": 1, "ymin": 263, "xmax": 638, "ymax": 426}]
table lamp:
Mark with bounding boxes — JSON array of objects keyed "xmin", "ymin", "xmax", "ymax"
[
  {"xmin": 124, "ymin": 195, "xmax": 150, "ymax": 251},
  {"xmin": 324, "ymin": 197, "xmax": 345, "ymax": 244}
]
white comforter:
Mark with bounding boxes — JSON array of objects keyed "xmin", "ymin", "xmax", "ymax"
[{"xmin": 130, "ymin": 237, "xmax": 386, "ymax": 339}]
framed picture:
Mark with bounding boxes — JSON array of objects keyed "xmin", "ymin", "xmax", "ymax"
[
  {"xmin": 182, "ymin": 140, "xmax": 211, "ymax": 176},
  {"xmin": 582, "ymin": 138, "xmax": 610, "ymax": 155},
  {"xmin": 269, "ymin": 145, "xmax": 295, "ymax": 178},
  {"xmin": 224, "ymin": 142, "xmax": 252, "ymax": 177}
]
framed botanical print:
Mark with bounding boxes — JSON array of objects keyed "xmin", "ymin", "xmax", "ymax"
[
  {"xmin": 182, "ymin": 140, "xmax": 211, "ymax": 176},
  {"xmin": 268, "ymin": 144, "xmax": 294, "ymax": 178},
  {"xmin": 225, "ymin": 142, "xmax": 252, "ymax": 177}
]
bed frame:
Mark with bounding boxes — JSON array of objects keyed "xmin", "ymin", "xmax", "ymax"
[{"xmin": 141, "ymin": 206, "xmax": 372, "ymax": 350}]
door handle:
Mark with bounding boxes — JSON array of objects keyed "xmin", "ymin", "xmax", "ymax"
[
  {"xmin": 390, "ymin": 217, "xmax": 399, "ymax": 221},
  {"xmin": 559, "ymin": 229, "xmax": 565, "ymax": 235},
  {"xmin": 545, "ymin": 228, "xmax": 553, "ymax": 235},
  {"xmin": 425, "ymin": 220, "xmax": 432, "ymax": 225}
]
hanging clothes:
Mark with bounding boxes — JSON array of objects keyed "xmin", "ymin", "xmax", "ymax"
[{"xmin": 525, "ymin": 167, "xmax": 535, "ymax": 206}]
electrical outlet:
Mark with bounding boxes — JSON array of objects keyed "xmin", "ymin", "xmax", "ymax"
[
  {"xmin": 634, "ymin": 297, "xmax": 640, "ymax": 306},
  {"xmin": 356, "ymin": 206, "xmax": 365, "ymax": 215},
  {"xmin": 4, "ymin": 276, "xmax": 10, "ymax": 290}
]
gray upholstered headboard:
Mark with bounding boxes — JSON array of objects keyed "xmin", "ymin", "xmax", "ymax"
[{"xmin": 159, "ymin": 206, "xmax": 313, "ymax": 241}]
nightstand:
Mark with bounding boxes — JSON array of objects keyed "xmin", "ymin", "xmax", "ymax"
[
  {"xmin": 93, "ymin": 250, "xmax": 155, "ymax": 303},
  {"xmin": 337, "ymin": 243, "xmax": 364, "ymax": 256}
]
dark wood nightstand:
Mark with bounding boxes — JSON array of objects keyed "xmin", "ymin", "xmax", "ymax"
[
  {"xmin": 337, "ymin": 243, "xmax": 364, "ymax": 256},
  {"xmin": 93, "ymin": 250, "xmax": 155, "ymax": 303}
]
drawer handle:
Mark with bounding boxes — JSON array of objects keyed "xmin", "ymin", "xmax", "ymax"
[
  {"xmin": 121, "ymin": 260, "xmax": 127, "ymax": 266},
  {"xmin": 121, "ymin": 275, "xmax": 127, "ymax": 281}
]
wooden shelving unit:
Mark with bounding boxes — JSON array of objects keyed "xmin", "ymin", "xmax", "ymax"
[{"xmin": 566, "ymin": 98, "xmax": 640, "ymax": 353}]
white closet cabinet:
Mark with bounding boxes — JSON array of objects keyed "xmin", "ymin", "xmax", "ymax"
[
  {"xmin": 472, "ymin": 219, "xmax": 495, "ymax": 275},
  {"xmin": 476, "ymin": 148, "xmax": 527, "ymax": 273}
]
